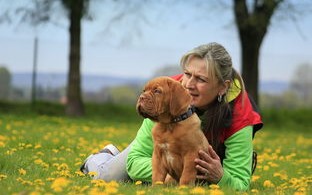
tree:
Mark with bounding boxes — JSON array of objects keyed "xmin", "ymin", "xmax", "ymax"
[
  {"xmin": 233, "ymin": 0, "xmax": 283, "ymax": 104},
  {"xmin": 0, "ymin": 66, "xmax": 11, "ymax": 100},
  {"xmin": 61, "ymin": 0, "xmax": 89, "ymax": 116},
  {"xmin": 1, "ymin": 0, "xmax": 88, "ymax": 116},
  {"xmin": 1, "ymin": 0, "xmax": 149, "ymax": 116}
]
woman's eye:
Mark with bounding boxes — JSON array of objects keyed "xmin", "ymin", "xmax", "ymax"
[
  {"xmin": 184, "ymin": 72, "xmax": 191, "ymax": 78},
  {"xmin": 197, "ymin": 77, "xmax": 208, "ymax": 83},
  {"xmin": 198, "ymin": 78, "xmax": 206, "ymax": 83}
]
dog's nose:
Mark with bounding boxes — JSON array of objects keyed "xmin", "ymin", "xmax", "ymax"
[{"xmin": 139, "ymin": 94, "xmax": 146, "ymax": 102}]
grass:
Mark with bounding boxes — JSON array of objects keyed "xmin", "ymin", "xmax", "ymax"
[{"xmin": 0, "ymin": 102, "xmax": 311, "ymax": 194}]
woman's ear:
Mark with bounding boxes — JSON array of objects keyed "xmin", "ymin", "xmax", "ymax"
[{"xmin": 219, "ymin": 80, "xmax": 230, "ymax": 96}]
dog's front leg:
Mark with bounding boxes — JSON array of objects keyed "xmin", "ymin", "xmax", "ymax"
[
  {"xmin": 152, "ymin": 150, "xmax": 167, "ymax": 185},
  {"xmin": 179, "ymin": 155, "xmax": 197, "ymax": 185},
  {"xmin": 164, "ymin": 174, "xmax": 178, "ymax": 185}
]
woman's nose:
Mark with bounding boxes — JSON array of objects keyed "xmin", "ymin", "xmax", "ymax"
[{"xmin": 185, "ymin": 77, "xmax": 195, "ymax": 89}]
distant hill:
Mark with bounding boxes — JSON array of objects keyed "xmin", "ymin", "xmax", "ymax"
[
  {"xmin": 11, "ymin": 72, "xmax": 289, "ymax": 94},
  {"xmin": 12, "ymin": 72, "xmax": 147, "ymax": 92}
]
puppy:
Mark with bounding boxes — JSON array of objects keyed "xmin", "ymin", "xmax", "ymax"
[{"xmin": 136, "ymin": 76, "xmax": 209, "ymax": 185}]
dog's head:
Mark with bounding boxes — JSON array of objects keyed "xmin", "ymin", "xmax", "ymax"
[{"xmin": 136, "ymin": 76, "xmax": 192, "ymax": 123}]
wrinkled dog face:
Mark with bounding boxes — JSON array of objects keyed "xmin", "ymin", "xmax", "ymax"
[
  {"xmin": 136, "ymin": 76, "xmax": 191, "ymax": 123},
  {"xmin": 136, "ymin": 77, "xmax": 171, "ymax": 121}
]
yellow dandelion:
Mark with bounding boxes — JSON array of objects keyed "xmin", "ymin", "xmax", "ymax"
[
  {"xmin": 88, "ymin": 171, "xmax": 97, "ymax": 177},
  {"xmin": 209, "ymin": 189, "xmax": 224, "ymax": 195},
  {"xmin": 51, "ymin": 177, "xmax": 70, "ymax": 192},
  {"xmin": 294, "ymin": 192, "xmax": 305, "ymax": 195},
  {"xmin": 74, "ymin": 161, "xmax": 82, "ymax": 166},
  {"xmin": 57, "ymin": 163, "xmax": 69, "ymax": 171},
  {"xmin": 273, "ymin": 172, "xmax": 288, "ymax": 180},
  {"xmin": 136, "ymin": 190, "xmax": 146, "ymax": 195},
  {"xmin": 251, "ymin": 189, "xmax": 259, "ymax": 194},
  {"xmin": 25, "ymin": 144, "xmax": 32, "ymax": 148},
  {"xmin": 78, "ymin": 185, "xmax": 90, "ymax": 193},
  {"xmin": 297, "ymin": 187, "xmax": 306, "ymax": 193},
  {"xmin": 0, "ymin": 135, "xmax": 6, "ymax": 141},
  {"xmin": 52, "ymin": 163, "xmax": 60, "ymax": 167},
  {"xmin": 252, "ymin": 175, "xmax": 260, "ymax": 182},
  {"xmin": 75, "ymin": 171, "xmax": 85, "ymax": 177},
  {"xmin": 34, "ymin": 159, "xmax": 43, "ymax": 165},
  {"xmin": 178, "ymin": 185, "xmax": 188, "ymax": 189},
  {"xmin": 34, "ymin": 179, "xmax": 44, "ymax": 186},
  {"xmin": 34, "ymin": 144, "xmax": 42, "ymax": 149},
  {"xmin": 268, "ymin": 162, "xmax": 279, "ymax": 167},
  {"xmin": 46, "ymin": 177, "xmax": 55, "ymax": 181},
  {"xmin": 56, "ymin": 169, "xmax": 71, "ymax": 177},
  {"xmin": 263, "ymin": 165, "xmax": 270, "ymax": 171},
  {"xmin": 285, "ymin": 153, "xmax": 296, "ymax": 160},
  {"xmin": 36, "ymin": 151, "xmax": 44, "ymax": 156},
  {"xmin": 16, "ymin": 177, "xmax": 33, "ymax": 186},
  {"xmin": 18, "ymin": 168, "xmax": 26, "ymax": 175},
  {"xmin": 0, "ymin": 174, "xmax": 7, "ymax": 180},
  {"xmin": 263, "ymin": 180, "xmax": 275, "ymax": 188},
  {"xmin": 29, "ymin": 191, "xmax": 41, "ymax": 195},
  {"xmin": 105, "ymin": 185, "xmax": 118, "ymax": 194},
  {"xmin": 154, "ymin": 181, "xmax": 164, "ymax": 185},
  {"xmin": 106, "ymin": 180, "xmax": 119, "ymax": 188},
  {"xmin": 91, "ymin": 179, "xmax": 106, "ymax": 187},
  {"xmin": 89, "ymin": 188, "xmax": 107, "ymax": 195},
  {"xmin": 6, "ymin": 148, "xmax": 17, "ymax": 155},
  {"xmin": 190, "ymin": 186, "xmax": 205, "ymax": 194},
  {"xmin": 135, "ymin": 180, "xmax": 143, "ymax": 185},
  {"xmin": 0, "ymin": 141, "xmax": 5, "ymax": 147},
  {"xmin": 209, "ymin": 184, "xmax": 220, "ymax": 189}
]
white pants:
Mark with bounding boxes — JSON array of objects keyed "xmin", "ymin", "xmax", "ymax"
[{"xmin": 84, "ymin": 142, "xmax": 132, "ymax": 181}]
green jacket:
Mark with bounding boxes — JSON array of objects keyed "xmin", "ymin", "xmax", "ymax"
[{"xmin": 126, "ymin": 118, "xmax": 253, "ymax": 191}]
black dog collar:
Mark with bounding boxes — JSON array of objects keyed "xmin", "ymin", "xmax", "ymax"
[{"xmin": 172, "ymin": 106, "xmax": 195, "ymax": 123}]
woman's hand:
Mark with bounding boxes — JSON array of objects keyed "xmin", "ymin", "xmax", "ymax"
[{"xmin": 194, "ymin": 145, "xmax": 223, "ymax": 183}]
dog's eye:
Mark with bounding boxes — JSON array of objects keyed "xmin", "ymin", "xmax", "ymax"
[{"xmin": 154, "ymin": 88, "xmax": 161, "ymax": 94}]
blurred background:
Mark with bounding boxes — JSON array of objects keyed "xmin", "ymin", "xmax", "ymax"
[{"xmin": 0, "ymin": 0, "xmax": 311, "ymax": 116}]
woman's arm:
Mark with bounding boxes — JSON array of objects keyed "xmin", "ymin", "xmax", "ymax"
[
  {"xmin": 195, "ymin": 126, "xmax": 253, "ymax": 190},
  {"xmin": 126, "ymin": 119, "xmax": 154, "ymax": 182},
  {"xmin": 217, "ymin": 126, "xmax": 253, "ymax": 190}
]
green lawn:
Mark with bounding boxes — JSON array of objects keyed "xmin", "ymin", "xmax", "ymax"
[{"xmin": 0, "ymin": 102, "xmax": 311, "ymax": 194}]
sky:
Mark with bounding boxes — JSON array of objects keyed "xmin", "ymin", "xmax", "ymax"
[{"xmin": 0, "ymin": 1, "xmax": 311, "ymax": 83}]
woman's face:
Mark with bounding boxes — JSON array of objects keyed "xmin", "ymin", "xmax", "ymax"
[{"xmin": 181, "ymin": 57, "xmax": 224, "ymax": 110}]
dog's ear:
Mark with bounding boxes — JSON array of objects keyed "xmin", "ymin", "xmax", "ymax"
[{"xmin": 169, "ymin": 79, "xmax": 191, "ymax": 116}]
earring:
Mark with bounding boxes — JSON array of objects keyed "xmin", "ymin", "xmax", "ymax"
[{"xmin": 218, "ymin": 94, "xmax": 223, "ymax": 103}]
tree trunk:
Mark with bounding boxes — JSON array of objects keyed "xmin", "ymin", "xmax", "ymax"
[
  {"xmin": 240, "ymin": 32, "xmax": 262, "ymax": 104},
  {"xmin": 233, "ymin": 0, "xmax": 282, "ymax": 105},
  {"xmin": 65, "ymin": 0, "xmax": 84, "ymax": 116}
]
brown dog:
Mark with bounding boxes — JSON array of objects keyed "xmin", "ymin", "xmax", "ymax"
[{"xmin": 136, "ymin": 76, "xmax": 209, "ymax": 185}]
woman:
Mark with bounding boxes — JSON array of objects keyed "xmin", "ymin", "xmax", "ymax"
[
  {"xmin": 126, "ymin": 42, "xmax": 263, "ymax": 190},
  {"xmin": 80, "ymin": 42, "xmax": 262, "ymax": 190}
]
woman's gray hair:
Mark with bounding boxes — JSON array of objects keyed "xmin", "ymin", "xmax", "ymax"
[{"xmin": 180, "ymin": 42, "xmax": 245, "ymax": 99}]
